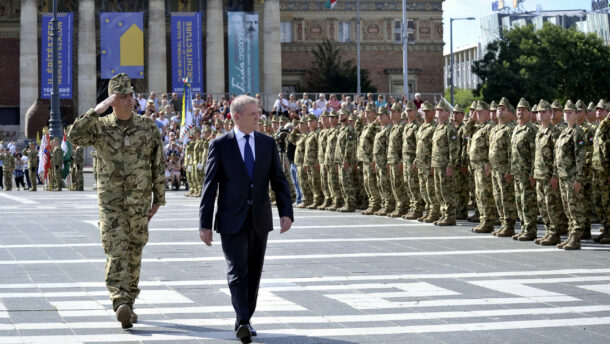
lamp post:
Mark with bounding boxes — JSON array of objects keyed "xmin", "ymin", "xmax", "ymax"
[
  {"xmin": 49, "ymin": 0, "xmax": 62, "ymax": 139},
  {"xmin": 450, "ymin": 17, "xmax": 475, "ymax": 106}
]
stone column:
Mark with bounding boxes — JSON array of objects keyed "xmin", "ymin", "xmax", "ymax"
[
  {"xmin": 78, "ymin": 0, "xmax": 96, "ymax": 115},
  {"xmin": 206, "ymin": 0, "xmax": 225, "ymax": 94},
  {"xmin": 148, "ymin": 0, "xmax": 167, "ymax": 95},
  {"xmin": 19, "ymin": 0, "xmax": 38, "ymax": 139},
  {"xmin": 263, "ymin": 0, "xmax": 281, "ymax": 96}
]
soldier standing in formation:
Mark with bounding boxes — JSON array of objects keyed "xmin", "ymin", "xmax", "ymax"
[
  {"xmin": 49, "ymin": 137, "xmax": 63, "ymax": 191},
  {"xmin": 335, "ymin": 109, "xmax": 358, "ymax": 212},
  {"xmin": 316, "ymin": 112, "xmax": 332, "ymax": 209},
  {"xmin": 294, "ymin": 118, "xmax": 311, "ymax": 208},
  {"xmin": 303, "ymin": 114, "xmax": 323, "ymax": 208},
  {"xmin": 402, "ymin": 101, "xmax": 424, "ymax": 220},
  {"xmin": 324, "ymin": 110, "xmax": 344, "ymax": 210},
  {"xmin": 23, "ymin": 141, "xmax": 39, "ymax": 191},
  {"xmin": 71, "ymin": 145, "xmax": 84, "ymax": 191},
  {"xmin": 452, "ymin": 104, "xmax": 469, "ymax": 220},
  {"xmin": 386, "ymin": 103, "xmax": 408, "ymax": 217},
  {"xmin": 373, "ymin": 107, "xmax": 394, "ymax": 216},
  {"xmin": 415, "ymin": 101, "xmax": 439, "ymax": 222},
  {"xmin": 0, "ymin": 146, "xmax": 14, "ymax": 191},
  {"xmin": 359, "ymin": 104, "xmax": 381, "ymax": 215}
]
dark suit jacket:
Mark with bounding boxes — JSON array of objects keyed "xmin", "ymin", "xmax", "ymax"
[{"xmin": 199, "ymin": 129, "xmax": 294, "ymax": 234}]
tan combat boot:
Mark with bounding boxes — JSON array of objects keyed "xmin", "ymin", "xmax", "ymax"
[
  {"xmin": 375, "ymin": 208, "xmax": 388, "ymax": 216},
  {"xmin": 472, "ymin": 223, "xmax": 494, "ymax": 233},
  {"xmin": 437, "ymin": 217, "xmax": 456, "ymax": 226},
  {"xmin": 540, "ymin": 234, "xmax": 561, "ymax": 246},
  {"xmin": 557, "ymin": 233, "xmax": 573, "ymax": 249},
  {"xmin": 561, "ymin": 233, "xmax": 581, "ymax": 250},
  {"xmin": 116, "ymin": 304, "xmax": 133, "ymax": 329},
  {"xmin": 495, "ymin": 226, "xmax": 515, "ymax": 238},
  {"xmin": 404, "ymin": 211, "xmax": 422, "ymax": 220},
  {"xmin": 424, "ymin": 214, "xmax": 440, "ymax": 223}
]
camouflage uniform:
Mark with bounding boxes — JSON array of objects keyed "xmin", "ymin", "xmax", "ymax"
[
  {"xmin": 452, "ymin": 106, "xmax": 469, "ymax": 219},
  {"xmin": 576, "ymin": 100, "xmax": 595, "ymax": 238},
  {"xmin": 67, "ymin": 73, "xmax": 166, "ymax": 313},
  {"xmin": 592, "ymin": 115, "xmax": 610, "ymax": 244},
  {"xmin": 461, "ymin": 107, "xmax": 479, "ymax": 221},
  {"xmin": 316, "ymin": 115, "xmax": 332, "ymax": 208},
  {"xmin": 401, "ymin": 104, "xmax": 423, "ymax": 219},
  {"xmin": 373, "ymin": 108, "xmax": 394, "ymax": 215},
  {"xmin": 184, "ymin": 137, "xmax": 195, "ymax": 195},
  {"xmin": 294, "ymin": 123, "xmax": 311, "ymax": 207},
  {"xmin": 324, "ymin": 113, "xmax": 344, "ymax": 210},
  {"xmin": 71, "ymin": 146, "xmax": 84, "ymax": 191},
  {"xmin": 277, "ymin": 118, "xmax": 296, "ymax": 203},
  {"xmin": 304, "ymin": 117, "xmax": 323, "ymax": 208},
  {"xmin": 358, "ymin": 106, "xmax": 381, "ymax": 214},
  {"xmin": 24, "ymin": 145, "xmax": 39, "ymax": 191},
  {"xmin": 387, "ymin": 104, "xmax": 409, "ymax": 217},
  {"xmin": 415, "ymin": 103, "xmax": 439, "ymax": 221},
  {"xmin": 50, "ymin": 143, "xmax": 63, "ymax": 191},
  {"xmin": 431, "ymin": 100, "xmax": 459, "ymax": 225},
  {"xmin": 335, "ymin": 110, "xmax": 358, "ymax": 211},
  {"xmin": 0, "ymin": 150, "xmax": 14, "ymax": 191},
  {"xmin": 192, "ymin": 128, "xmax": 205, "ymax": 196}
]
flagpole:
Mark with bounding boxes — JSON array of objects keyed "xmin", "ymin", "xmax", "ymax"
[
  {"xmin": 402, "ymin": 0, "xmax": 409, "ymax": 99},
  {"xmin": 356, "ymin": 0, "xmax": 361, "ymax": 94}
]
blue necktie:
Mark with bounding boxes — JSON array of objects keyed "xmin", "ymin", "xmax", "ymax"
[{"xmin": 243, "ymin": 134, "xmax": 254, "ymax": 180}]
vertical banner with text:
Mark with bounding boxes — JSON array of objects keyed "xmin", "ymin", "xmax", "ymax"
[
  {"xmin": 41, "ymin": 13, "xmax": 73, "ymax": 99},
  {"xmin": 228, "ymin": 12, "xmax": 260, "ymax": 95},
  {"xmin": 100, "ymin": 12, "xmax": 144, "ymax": 79},
  {"xmin": 171, "ymin": 13, "xmax": 203, "ymax": 95}
]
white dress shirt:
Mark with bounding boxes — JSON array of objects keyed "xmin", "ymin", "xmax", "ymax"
[{"xmin": 234, "ymin": 128, "xmax": 256, "ymax": 162}]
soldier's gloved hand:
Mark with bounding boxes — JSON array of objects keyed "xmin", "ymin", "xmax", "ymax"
[
  {"xmin": 197, "ymin": 163, "xmax": 203, "ymax": 171},
  {"xmin": 94, "ymin": 94, "xmax": 115, "ymax": 114}
]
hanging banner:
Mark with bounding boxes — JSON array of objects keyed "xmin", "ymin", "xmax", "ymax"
[
  {"xmin": 228, "ymin": 12, "xmax": 260, "ymax": 95},
  {"xmin": 41, "ymin": 13, "xmax": 73, "ymax": 99},
  {"xmin": 100, "ymin": 12, "xmax": 144, "ymax": 79},
  {"xmin": 171, "ymin": 13, "xmax": 204, "ymax": 95}
]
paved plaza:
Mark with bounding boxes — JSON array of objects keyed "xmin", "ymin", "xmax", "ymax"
[{"xmin": 0, "ymin": 185, "xmax": 610, "ymax": 343}]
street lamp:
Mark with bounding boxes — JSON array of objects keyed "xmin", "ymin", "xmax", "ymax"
[
  {"xmin": 49, "ymin": 0, "xmax": 62, "ymax": 139},
  {"xmin": 450, "ymin": 17, "xmax": 475, "ymax": 106}
]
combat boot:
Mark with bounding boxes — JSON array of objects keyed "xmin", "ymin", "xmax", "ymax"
[
  {"xmin": 375, "ymin": 208, "xmax": 388, "ymax": 216},
  {"xmin": 433, "ymin": 217, "xmax": 445, "ymax": 226},
  {"xmin": 338, "ymin": 205, "xmax": 355, "ymax": 213},
  {"xmin": 495, "ymin": 226, "xmax": 515, "ymax": 238},
  {"xmin": 296, "ymin": 203, "xmax": 307, "ymax": 209},
  {"xmin": 361, "ymin": 207, "xmax": 376, "ymax": 215},
  {"xmin": 557, "ymin": 233, "xmax": 573, "ymax": 249},
  {"xmin": 306, "ymin": 203, "xmax": 318, "ymax": 209},
  {"xmin": 599, "ymin": 234, "xmax": 610, "ymax": 245},
  {"xmin": 423, "ymin": 214, "xmax": 440, "ymax": 223},
  {"xmin": 387, "ymin": 209, "xmax": 404, "ymax": 218},
  {"xmin": 437, "ymin": 217, "xmax": 456, "ymax": 226},
  {"xmin": 115, "ymin": 304, "xmax": 133, "ymax": 329},
  {"xmin": 405, "ymin": 211, "xmax": 423, "ymax": 220},
  {"xmin": 581, "ymin": 227, "xmax": 592, "ymax": 240},
  {"xmin": 517, "ymin": 231, "xmax": 537, "ymax": 241},
  {"xmin": 472, "ymin": 223, "xmax": 494, "ymax": 233},
  {"xmin": 561, "ymin": 233, "xmax": 581, "ymax": 250},
  {"xmin": 326, "ymin": 204, "xmax": 338, "ymax": 211},
  {"xmin": 131, "ymin": 309, "xmax": 138, "ymax": 323},
  {"xmin": 540, "ymin": 234, "xmax": 561, "ymax": 246}
]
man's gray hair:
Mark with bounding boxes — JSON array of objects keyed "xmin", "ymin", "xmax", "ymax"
[{"xmin": 230, "ymin": 95, "xmax": 258, "ymax": 116}]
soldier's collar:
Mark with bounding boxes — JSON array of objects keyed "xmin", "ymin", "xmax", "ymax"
[{"xmin": 109, "ymin": 112, "xmax": 137, "ymax": 127}]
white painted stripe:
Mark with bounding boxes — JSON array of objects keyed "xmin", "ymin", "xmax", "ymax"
[
  {"xmin": 0, "ymin": 236, "xmax": 495, "ymax": 249},
  {"xmin": 0, "ymin": 248, "xmax": 564, "ymax": 265},
  {"xmin": 0, "ymin": 192, "xmax": 39, "ymax": 204},
  {"xmin": 577, "ymin": 284, "xmax": 610, "ymax": 294}
]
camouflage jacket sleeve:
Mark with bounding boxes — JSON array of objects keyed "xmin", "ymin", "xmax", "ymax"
[
  {"xmin": 150, "ymin": 125, "xmax": 167, "ymax": 206},
  {"xmin": 343, "ymin": 127, "xmax": 357, "ymax": 164},
  {"xmin": 67, "ymin": 108, "xmax": 102, "ymax": 147},
  {"xmin": 572, "ymin": 129, "xmax": 587, "ymax": 182},
  {"xmin": 387, "ymin": 126, "xmax": 402, "ymax": 164},
  {"xmin": 447, "ymin": 125, "xmax": 460, "ymax": 167}
]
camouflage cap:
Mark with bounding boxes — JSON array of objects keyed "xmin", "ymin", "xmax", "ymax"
[
  {"xmin": 551, "ymin": 99, "xmax": 563, "ymax": 110},
  {"xmin": 596, "ymin": 99, "xmax": 608, "ymax": 110},
  {"xmin": 214, "ymin": 118, "xmax": 223, "ymax": 125},
  {"xmin": 338, "ymin": 108, "xmax": 350, "ymax": 117},
  {"xmin": 537, "ymin": 99, "xmax": 552, "ymax": 112},
  {"xmin": 264, "ymin": 118, "xmax": 272, "ymax": 126},
  {"xmin": 306, "ymin": 113, "xmax": 318, "ymax": 122},
  {"xmin": 516, "ymin": 97, "xmax": 530, "ymax": 110},
  {"xmin": 435, "ymin": 99, "xmax": 452, "ymax": 112},
  {"xmin": 279, "ymin": 116, "xmax": 288, "ymax": 123},
  {"xmin": 575, "ymin": 100, "xmax": 587, "ymax": 112},
  {"xmin": 404, "ymin": 100, "xmax": 416, "ymax": 111},
  {"xmin": 475, "ymin": 100, "xmax": 490, "ymax": 111},
  {"xmin": 327, "ymin": 109, "xmax": 338, "ymax": 118},
  {"xmin": 107, "ymin": 73, "xmax": 134, "ymax": 96},
  {"xmin": 421, "ymin": 101, "xmax": 434, "ymax": 111},
  {"xmin": 224, "ymin": 118, "xmax": 231, "ymax": 124},
  {"xmin": 320, "ymin": 110, "xmax": 330, "ymax": 118},
  {"xmin": 531, "ymin": 104, "xmax": 538, "ymax": 112},
  {"xmin": 377, "ymin": 107, "xmax": 390, "ymax": 116},
  {"xmin": 299, "ymin": 116, "xmax": 308, "ymax": 124},
  {"xmin": 588, "ymin": 101, "xmax": 596, "ymax": 111},
  {"xmin": 498, "ymin": 97, "xmax": 512, "ymax": 110},
  {"xmin": 348, "ymin": 114, "xmax": 358, "ymax": 121},
  {"xmin": 258, "ymin": 118, "xmax": 265, "ymax": 124},
  {"xmin": 563, "ymin": 100, "xmax": 576, "ymax": 112},
  {"xmin": 365, "ymin": 103, "xmax": 376, "ymax": 112},
  {"xmin": 470, "ymin": 101, "xmax": 477, "ymax": 111},
  {"xmin": 489, "ymin": 100, "xmax": 498, "ymax": 111},
  {"xmin": 453, "ymin": 104, "xmax": 465, "ymax": 114},
  {"xmin": 390, "ymin": 102, "xmax": 402, "ymax": 112},
  {"xmin": 203, "ymin": 126, "xmax": 212, "ymax": 132},
  {"xmin": 271, "ymin": 115, "xmax": 280, "ymax": 123},
  {"xmin": 291, "ymin": 119, "xmax": 299, "ymax": 126},
  {"xmin": 191, "ymin": 126, "xmax": 202, "ymax": 134}
]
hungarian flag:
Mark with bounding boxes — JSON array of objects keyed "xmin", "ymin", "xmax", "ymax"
[
  {"xmin": 325, "ymin": 0, "xmax": 337, "ymax": 9},
  {"xmin": 61, "ymin": 133, "xmax": 73, "ymax": 179},
  {"xmin": 38, "ymin": 132, "xmax": 51, "ymax": 181}
]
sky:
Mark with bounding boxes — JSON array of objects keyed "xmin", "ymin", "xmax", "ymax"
[{"xmin": 442, "ymin": 0, "xmax": 593, "ymax": 54}]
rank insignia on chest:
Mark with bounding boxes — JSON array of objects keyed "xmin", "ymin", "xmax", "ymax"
[
  {"xmin": 124, "ymin": 135, "xmax": 132, "ymax": 146},
  {"xmin": 577, "ymin": 140, "xmax": 584, "ymax": 146}
]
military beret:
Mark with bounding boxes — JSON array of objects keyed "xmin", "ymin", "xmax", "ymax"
[
  {"xmin": 489, "ymin": 100, "xmax": 498, "ymax": 111},
  {"xmin": 551, "ymin": 100, "xmax": 563, "ymax": 110},
  {"xmin": 377, "ymin": 107, "xmax": 390, "ymax": 116},
  {"xmin": 404, "ymin": 100, "xmax": 416, "ymax": 111},
  {"xmin": 453, "ymin": 104, "xmax": 465, "ymax": 114},
  {"xmin": 531, "ymin": 104, "xmax": 538, "ymax": 112},
  {"xmin": 435, "ymin": 99, "xmax": 452, "ymax": 112},
  {"xmin": 421, "ymin": 101, "xmax": 434, "ymax": 111},
  {"xmin": 575, "ymin": 100, "xmax": 587, "ymax": 112},
  {"xmin": 107, "ymin": 73, "xmax": 134, "ymax": 96},
  {"xmin": 475, "ymin": 100, "xmax": 490, "ymax": 111},
  {"xmin": 588, "ymin": 102, "xmax": 596, "ymax": 111},
  {"xmin": 537, "ymin": 99, "xmax": 552, "ymax": 112},
  {"xmin": 390, "ymin": 102, "xmax": 403, "ymax": 112},
  {"xmin": 365, "ymin": 103, "xmax": 376, "ymax": 112},
  {"xmin": 516, "ymin": 97, "xmax": 530, "ymax": 110},
  {"xmin": 596, "ymin": 99, "xmax": 608, "ymax": 110},
  {"xmin": 563, "ymin": 100, "xmax": 576, "ymax": 112}
]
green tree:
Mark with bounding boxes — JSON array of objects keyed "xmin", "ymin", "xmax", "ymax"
[
  {"xmin": 305, "ymin": 40, "xmax": 377, "ymax": 93},
  {"xmin": 473, "ymin": 23, "xmax": 610, "ymax": 105},
  {"xmin": 444, "ymin": 88, "xmax": 480, "ymax": 110}
]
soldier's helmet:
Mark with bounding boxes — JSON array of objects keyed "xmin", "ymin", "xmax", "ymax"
[{"xmin": 107, "ymin": 73, "xmax": 134, "ymax": 96}]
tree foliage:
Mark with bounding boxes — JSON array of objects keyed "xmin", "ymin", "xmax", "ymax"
[
  {"xmin": 473, "ymin": 23, "xmax": 610, "ymax": 105},
  {"xmin": 444, "ymin": 88, "xmax": 480, "ymax": 110},
  {"xmin": 305, "ymin": 40, "xmax": 377, "ymax": 93}
]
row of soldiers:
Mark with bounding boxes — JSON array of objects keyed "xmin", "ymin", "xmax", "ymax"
[
  {"xmin": 0, "ymin": 137, "xmax": 84, "ymax": 192},
  {"xmin": 183, "ymin": 124, "xmax": 226, "ymax": 197},
  {"xmin": 284, "ymin": 97, "xmax": 610, "ymax": 251}
]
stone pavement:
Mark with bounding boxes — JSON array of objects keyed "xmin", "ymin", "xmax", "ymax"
[{"xmin": 0, "ymin": 189, "xmax": 609, "ymax": 344}]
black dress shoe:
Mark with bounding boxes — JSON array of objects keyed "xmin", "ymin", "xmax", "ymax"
[
  {"xmin": 247, "ymin": 324, "xmax": 257, "ymax": 337},
  {"xmin": 236, "ymin": 324, "xmax": 252, "ymax": 343}
]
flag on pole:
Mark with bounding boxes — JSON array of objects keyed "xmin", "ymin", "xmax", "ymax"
[
  {"xmin": 325, "ymin": 0, "xmax": 338, "ymax": 9},
  {"xmin": 38, "ymin": 132, "xmax": 51, "ymax": 181},
  {"xmin": 61, "ymin": 133, "xmax": 73, "ymax": 179},
  {"xmin": 179, "ymin": 77, "xmax": 194, "ymax": 145}
]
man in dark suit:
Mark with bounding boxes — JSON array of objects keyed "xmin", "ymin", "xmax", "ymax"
[{"xmin": 199, "ymin": 95, "xmax": 294, "ymax": 343}]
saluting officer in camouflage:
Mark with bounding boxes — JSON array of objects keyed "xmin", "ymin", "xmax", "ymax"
[
  {"xmin": 294, "ymin": 117, "xmax": 312, "ymax": 208},
  {"xmin": 591, "ymin": 100, "xmax": 610, "ymax": 244},
  {"xmin": 372, "ymin": 107, "xmax": 395, "ymax": 216},
  {"xmin": 415, "ymin": 101, "xmax": 439, "ymax": 222},
  {"xmin": 534, "ymin": 99, "xmax": 568, "ymax": 245},
  {"xmin": 489, "ymin": 98, "xmax": 518, "ymax": 237},
  {"xmin": 431, "ymin": 100, "xmax": 459, "ymax": 226},
  {"xmin": 554, "ymin": 100, "xmax": 587, "ymax": 250},
  {"xmin": 0, "ymin": 146, "xmax": 14, "ymax": 191},
  {"xmin": 452, "ymin": 104, "xmax": 469, "ymax": 219},
  {"xmin": 50, "ymin": 137, "xmax": 63, "ymax": 191},
  {"xmin": 23, "ymin": 141, "xmax": 39, "ymax": 191},
  {"xmin": 71, "ymin": 144, "xmax": 84, "ymax": 191},
  {"xmin": 575, "ymin": 100, "xmax": 595, "ymax": 239},
  {"xmin": 335, "ymin": 109, "xmax": 358, "ymax": 212},
  {"xmin": 386, "ymin": 102, "xmax": 408, "ymax": 217},
  {"xmin": 510, "ymin": 98, "xmax": 539, "ymax": 239},
  {"xmin": 402, "ymin": 101, "xmax": 424, "ymax": 219},
  {"xmin": 359, "ymin": 104, "xmax": 382, "ymax": 214},
  {"xmin": 317, "ymin": 111, "xmax": 332, "ymax": 209},
  {"xmin": 469, "ymin": 101, "xmax": 497, "ymax": 233},
  {"xmin": 324, "ymin": 110, "xmax": 344, "ymax": 210},
  {"xmin": 68, "ymin": 73, "xmax": 165, "ymax": 329}
]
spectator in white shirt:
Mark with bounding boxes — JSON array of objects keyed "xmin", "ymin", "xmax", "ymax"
[
  {"xmin": 136, "ymin": 94, "xmax": 147, "ymax": 114},
  {"xmin": 315, "ymin": 93, "xmax": 327, "ymax": 110},
  {"xmin": 272, "ymin": 93, "xmax": 289, "ymax": 116},
  {"xmin": 299, "ymin": 92, "xmax": 313, "ymax": 111}
]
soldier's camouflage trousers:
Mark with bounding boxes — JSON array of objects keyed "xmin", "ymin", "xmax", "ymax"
[
  {"xmin": 433, "ymin": 167, "xmax": 455, "ymax": 219},
  {"xmin": 99, "ymin": 203, "xmax": 149, "ymax": 311},
  {"xmin": 327, "ymin": 165, "xmax": 344, "ymax": 207},
  {"xmin": 353, "ymin": 162, "xmax": 366, "ymax": 207},
  {"xmin": 389, "ymin": 164, "xmax": 409, "ymax": 212},
  {"xmin": 376, "ymin": 165, "xmax": 395, "ymax": 211},
  {"xmin": 185, "ymin": 165, "xmax": 193, "ymax": 192},
  {"xmin": 29, "ymin": 168, "xmax": 37, "ymax": 191},
  {"xmin": 195, "ymin": 166, "xmax": 205, "ymax": 195},
  {"xmin": 472, "ymin": 167, "xmax": 495, "ymax": 225},
  {"xmin": 593, "ymin": 170, "xmax": 610, "ymax": 229},
  {"xmin": 71, "ymin": 166, "xmax": 84, "ymax": 191},
  {"xmin": 469, "ymin": 166, "xmax": 478, "ymax": 211},
  {"xmin": 362, "ymin": 162, "xmax": 381, "ymax": 209},
  {"xmin": 48, "ymin": 166, "xmax": 62, "ymax": 191},
  {"xmin": 298, "ymin": 166, "xmax": 312, "ymax": 205},
  {"xmin": 319, "ymin": 164, "xmax": 331, "ymax": 205},
  {"xmin": 559, "ymin": 177, "xmax": 585, "ymax": 234},
  {"xmin": 418, "ymin": 167, "xmax": 439, "ymax": 217},
  {"xmin": 306, "ymin": 166, "xmax": 323, "ymax": 205},
  {"xmin": 403, "ymin": 157, "xmax": 424, "ymax": 214},
  {"xmin": 591, "ymin": 173, "xmax": 603, "ymax": 222},
  {"xmin": 2, "ymin": 171, "xmax": 12, "ymax": 191},
  {"xmin": 454, "ymin": 166, "xmax": 469, "ymax": 216},
  {"xmin": 491, "ymin": 170, "xmax": 517, "ymax": 226},
  {"xmin": 536, "ymin": 178, "xmax": 568, "ymax": 236},
  {"xmin": 513, "ymin": 174, "xmax": 538, "ymax": 232},
  {"xmin": 339, "ymin": 164, "xmax": 357, "ymax": 207},
  {"xmin": 282, "ymin": 156, "xmax": 296, "ymax": 203}
]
